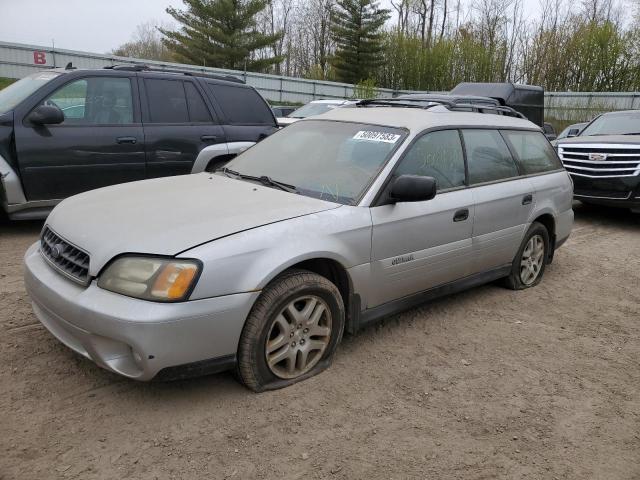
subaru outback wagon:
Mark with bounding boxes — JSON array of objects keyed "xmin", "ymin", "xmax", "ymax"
[{"xmin": 24, "ymin": 100, "xmax": 573, "ymax": 391}]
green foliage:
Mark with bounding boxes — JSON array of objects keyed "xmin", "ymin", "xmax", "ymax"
[
  {"xmin": 353, "ymin": 78, "xmax": 377, "ymax": 98},
  {"xmin": 375, "ymin": 28, "xmax": 510, "ymax": 91},
  {"xmin": 161, "ymin": 0, "xmax": 284, "ymax": 71},
  {"xmin": 330, "ymin": 0, "xmax": 390, "ymax": 84},
  {"xmin": 0, "ymin": 78, "xmax": 16, "ymax": 90},
  {"xmin": 525, "ymin": 19, "xmax": 640, "ymax": 92}
]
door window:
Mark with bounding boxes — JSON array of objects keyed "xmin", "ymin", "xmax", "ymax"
[
  {"xmin": 44, "ymin": 77, "xmax": 133, "ymax": 124},
  {"xmin": 206, "ymin": 82, "xmax": 274, "ymax": 124},
  {"xmin": 184, "ymin": 82, "xmax": 213, "ymax": 123},
  {"xmin": 145, "ymin": 79, "xmax": 189, "ymax": 123},
  {"xmin": 394, "ymin": 129, "xmax": 466, "ymax": 190},
  {"xmin": 462, "ymin": 129, "xmax": 519, "ymax": 184},
  {"xmin": 502, "ymin": 130, "xmax": 562, "ymax": 174}
]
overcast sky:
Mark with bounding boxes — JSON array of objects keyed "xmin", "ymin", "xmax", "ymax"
[
  {"xmin": 0, "ymin": 0, "xmax": 184, "ymax": 53},
  {"xmin": 0, "ymin": 0, "xmax": 542, "ymax": 54}
]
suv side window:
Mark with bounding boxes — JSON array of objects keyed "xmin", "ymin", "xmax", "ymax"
[
  {"xmin": 502, "ymin": 130, "xmax": 562, "ymax": 174},
  {"xmin": 184, "ymin": 82, "xmax": 213, "ymax": 123},
  {"xmin": 462, "ymin": 129, "xmax": 519, "ymax": 184},
  {"xmin": 395, "ymin": 129, "xmax": 466, "ymax": 190},
  {"xmin": 206, "ymin": 82, "xmax": 274, "ymax": 124},
  {"xmin": 44, "ymin": 77, "xmax": 133, "ymax": 124},
  {"xmin": 145, "ymin": 78, "xmax": 189, "ymax": 123}
]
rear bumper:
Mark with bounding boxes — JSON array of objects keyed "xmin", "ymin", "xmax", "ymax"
[
  {"xmin": 24, "ymin": 242, "xmax": 259, "ymax": 380},
  {"xmin": 571, "ymin": 174, "xmax": 640, "ymax": 209}
]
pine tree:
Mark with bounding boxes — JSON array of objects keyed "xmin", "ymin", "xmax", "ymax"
[
  {"xmin": 330, "ymin": 0, "xmax": 390, "ymax": 84},
  {"xmin": 160, "ymin": 0, "xmax": 283, "ymax": 71}
]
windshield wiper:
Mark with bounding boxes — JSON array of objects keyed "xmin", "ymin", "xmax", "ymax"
[
  {"xmin": 622, "ymin": 132, "xmax": 640, "ymax": 135},
  {"xmin": 216, "ymin": 167, "xmax": 297, "ymax": 193}
]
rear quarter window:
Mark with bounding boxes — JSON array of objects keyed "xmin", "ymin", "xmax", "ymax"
[
  {"xmin": 462, "ymin": 129, "xmax": 520, "ymax": 184},
  {"xmin": 205, "ymin": 82, "xmax": 274, "ymax": 125},
  {"xmin": 502, "ymin": 130, "xmax": 562, "ymax": 174}
]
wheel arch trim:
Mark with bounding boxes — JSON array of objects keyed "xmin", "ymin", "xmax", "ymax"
[{"xmin": 190, "ymin": 141, "xmax": 255, "ymax": 173}]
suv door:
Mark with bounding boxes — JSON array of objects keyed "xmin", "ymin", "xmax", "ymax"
[
  {"xmin": 369, "ymin": 129, "xmax": 474, "ymax": 308},
  {"xmin": 14, "ymin": 74, "xmax": 144, "ymax": 201},
  {"xmin": 461, "ymin": 129, "xmax": 535, "ymax": 274},
  {"xmin": 140, "ymin": 76, "xmax": 226, "ymax": 178}
]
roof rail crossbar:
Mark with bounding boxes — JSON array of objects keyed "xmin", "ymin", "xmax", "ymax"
[
  {"xmin": 104, "ymin": 64, "xmax": 245, "ymax": 83},
  {"xmin": 355, "ymin": 98, "xmax": 526, "ymax": 119}
]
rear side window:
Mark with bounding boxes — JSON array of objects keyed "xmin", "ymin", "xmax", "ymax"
[
  {"xmin": 145, "ymin": 79, "xmax": 189, "ymax": 123},
  {"xmin": 206, "ymin": 82, "xmax": 274, "ymax": 125},
  {"xmin": 502, "ymin": 130, "xmax": 562, "ymax": 174},
  {"xmin": 395, "ymin": 129, "xmax": 466, "ymax": 190},
  {"xmin": 184, "ymin": 82, "xmax": 213, "ymax": 123},
  {"xmin": 462, "ymin": 129, "xmax": 519, "ymax": 184}
]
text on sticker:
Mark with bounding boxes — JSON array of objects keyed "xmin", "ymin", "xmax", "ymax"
[{"xmin": 353, "ymin": 131, "xmax": 401, "ymax": 143}]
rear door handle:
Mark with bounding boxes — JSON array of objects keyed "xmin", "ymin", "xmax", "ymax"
[
  {"xmin": 200, "ymin": 135, "xmax": 219, "ymax": 142},
  {"xmin": 453, "ymin": 208, "xmax": 469, "ymax": 222},
  {"xmin": 522, "ymin": 194, "xmax": 533, "ymax": 205},
  {"xmin": 116, "ymin": 136, "xmax": 137, "ymax": 144}
]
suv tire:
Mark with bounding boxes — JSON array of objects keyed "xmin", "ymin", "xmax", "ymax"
[
  {"xmin": 237, "ymin": 269, "xmax": 345, "ymax": 392},
  {"xmin": 504, "ymin": 222, "xmax": 550, "ymax": 290}
]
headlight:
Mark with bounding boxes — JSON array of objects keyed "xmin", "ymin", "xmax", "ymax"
[{"xmin": 98, "ymin": 256, "xmax": 201, "ymax": 302}]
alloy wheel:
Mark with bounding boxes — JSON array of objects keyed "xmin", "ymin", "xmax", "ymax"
[
  {"xmin": 520, "ymin": 234, "xmax": 545, "ymax": 285},
  {"xmin": 265, "ymin": 295, "xmax": 332, "ymax": 379}
]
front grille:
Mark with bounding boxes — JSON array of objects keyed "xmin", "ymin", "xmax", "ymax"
[
  {"xmin": 40, "ymin": 227, "xmax": 90, "ymax": 285},
  {"xmin": 559, "ymin": 145, "xmax": 640, "ymax": 178}
]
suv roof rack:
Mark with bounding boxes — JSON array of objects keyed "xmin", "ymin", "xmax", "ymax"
[
  {"xmin": 104, "ymin": 64, "xmax": 245, "ymax": 84},
  {"xmin": 355, "ymin": 98, "xmax": 527, "ymax": 120}
]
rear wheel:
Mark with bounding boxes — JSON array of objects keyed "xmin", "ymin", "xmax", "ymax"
[
  {"xmin": 504, "ymin": 222, "xmax": 550, "ymax": 290},
  {"xmin": 236, "ymin": 270, "xmax": 344, "ymax": 392}
]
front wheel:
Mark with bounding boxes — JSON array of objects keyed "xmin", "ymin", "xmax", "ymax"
[
  {"xmin": 504, "ymin": 222, "xmax": 550, "ymax": 290},
  {"xmin": 236, "ymin": 270, "xmax": 345, "ymax": 392}
]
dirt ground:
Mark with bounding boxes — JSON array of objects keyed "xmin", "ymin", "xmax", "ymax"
[{"xmin": 1, "ymin": 203, "xmax": 639, "ymax": 480}]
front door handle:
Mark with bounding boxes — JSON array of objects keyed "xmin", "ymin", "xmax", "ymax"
[
  {"xmin": 522, "ymin": 194, "xmax": 533, "ymax": 205},
  {"xmin": 453, "ymin": 208, "xmax": 469, "ymax": 222},
  {"xmin": 116, "ymin": 136, "xmax": 137, "ymax": 144},
  {"xmin": 200, "ymin": 135, "xmax": 218, "ymax": 142}
]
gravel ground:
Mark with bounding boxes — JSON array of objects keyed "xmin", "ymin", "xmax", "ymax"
[{"xmin": 1, "ymin": 203, "xmax": 639, "ymax": 480}]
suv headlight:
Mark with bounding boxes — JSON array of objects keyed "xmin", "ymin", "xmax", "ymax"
[{"xmin": 98, "ymin": 256, "xmax": 201, "ymax": 302}]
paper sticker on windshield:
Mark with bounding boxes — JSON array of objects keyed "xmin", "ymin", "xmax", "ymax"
[{"xmin": 353, "ymin": 131, "xmax": 401, "ymax": 143}]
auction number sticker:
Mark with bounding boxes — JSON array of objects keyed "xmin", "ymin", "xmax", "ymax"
[{"xmin": 353, "ymin": 131, "xmax": 401, "ymax": 143}]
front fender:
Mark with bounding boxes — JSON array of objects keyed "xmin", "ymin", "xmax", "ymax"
[
  {"xmin": 0, "ymin": 153, "xmax": 27, "ymax": 209},
  {"xmin": 182, "ymin": 206, "xmax": 372, "ymax": 301}
]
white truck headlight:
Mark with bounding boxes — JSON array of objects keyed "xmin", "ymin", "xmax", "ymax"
[{"xmin": 98, "ymin": 256, "xmax": 201, "ymax": 302}]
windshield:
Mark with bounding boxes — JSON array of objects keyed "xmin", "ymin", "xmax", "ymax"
[
  {"xmin": 289, "ymin": 102, "xmax": 342, "ymax": 118},
  {"xmin": 0, "ymin": 71, "xmax": 62, "ymax": 114},
  {"xmin": 223, "ymin": 120, "xmax": 407, "ymax": 205},
  {"xmin": 580, "ymin": 112, "xmax": 640, "ymax": 136}
]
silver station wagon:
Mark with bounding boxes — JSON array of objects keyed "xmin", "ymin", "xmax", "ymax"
[{"xmin": 24, "ymin": 100, "xmax": 574, "ymax": 391}]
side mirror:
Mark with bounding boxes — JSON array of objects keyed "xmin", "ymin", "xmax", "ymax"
[
  {"xmin": 389, "ymin": 175, "xmax": 437, "ymax": 203},
  {"xmin": 567, "ymin": 129, "xmax": 580, "ymax": 137},
  {"xmin": 26, "ymin": 105, "xmax": 64, "ymax": 126}
]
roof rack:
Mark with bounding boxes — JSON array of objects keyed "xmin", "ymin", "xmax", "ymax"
[
  {"xmin": 355, "ymin": 98, "xmax": 527, "ymax": 120},
  {"xmin": 104, "ymin": 64, "xmax": 245, "ymax": 84}
]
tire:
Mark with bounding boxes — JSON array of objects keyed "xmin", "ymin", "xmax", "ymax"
[
  {"xmin": 503, "ymin": 222, "xmax": 550, "ymax": 290},
  {"xmin": 236, "ymin": 269, "xmax": 345, "ymax": 392}
]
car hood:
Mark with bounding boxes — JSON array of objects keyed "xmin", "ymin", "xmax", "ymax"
[
  {"xmin": 556, "ymin": 134, "xmax": 640, "ymax": 145},
  {"xmin": 45, "ymin": 173, "xmax": 339, "ymax": 275}
]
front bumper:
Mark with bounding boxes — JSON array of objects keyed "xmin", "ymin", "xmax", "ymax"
[
  {"xmin": 24, "ymin": 242, "xmax": 260, "ymax": 381},
  {"xmin": 571, "ymin": 174, "xmax": 640, "ymax": 209}
]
